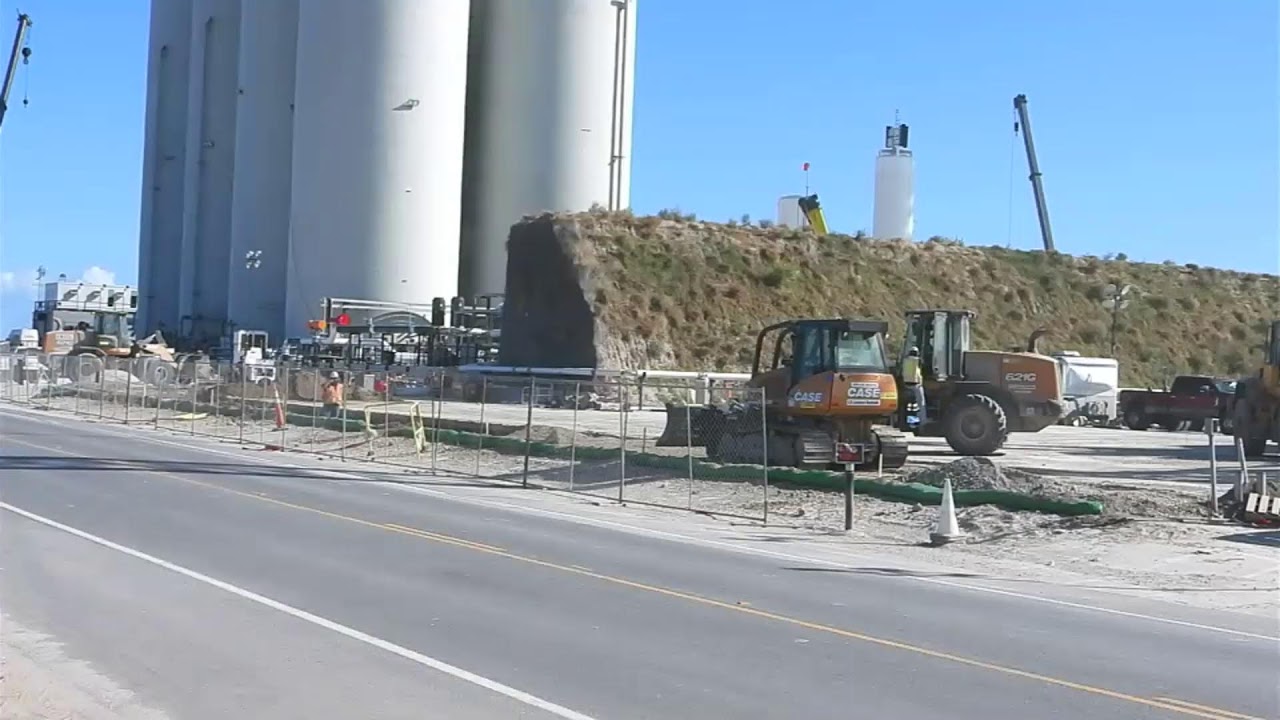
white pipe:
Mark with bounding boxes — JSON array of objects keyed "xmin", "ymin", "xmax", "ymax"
[{"xmin": 455, "ymin": 365, "xmax": 751, "ymax": 382}]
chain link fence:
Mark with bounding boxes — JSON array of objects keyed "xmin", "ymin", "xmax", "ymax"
[{"xmin": 1, "ymin": 351, "xmax": 785, "ymax": 523}]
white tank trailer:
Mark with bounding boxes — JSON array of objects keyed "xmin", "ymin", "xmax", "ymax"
[
  {"xmin": 286, "ymin": 0, "xmax": 471, "ymax": 335},
  {"xmin": 226, "ymin": 0, "xmax": 299, "ymax": 341},
  {"xmin": 872, "ymin": 122, "xmax": 914, "ymax": 241},
  {"xmin": 136, "ymin": 0, "xmax": 194, "ymax": 337},
  {"xmin": 459, "ymin": 0, "xmax": 639, "ymax": 298},
  {"xmin": 178, "ymin": 0, "xmax": 242, "ymax": 345},
  {"xmin": 776, "ymin": 195, "xmax": 806, "ymax": 229}
]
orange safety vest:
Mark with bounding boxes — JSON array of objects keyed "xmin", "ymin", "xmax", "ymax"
[{"xmin": 322, "ymin": 382, "xmax": 343, "ymax": 405}]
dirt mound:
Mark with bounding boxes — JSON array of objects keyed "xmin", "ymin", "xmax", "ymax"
[
  {"xmin": 500, "ymin": 210, "xmax": 1278, "ymax": 387},
  {"xmin": 907, "ymin": 457, "xmax": 1212, "ymax": 519},
  {"xmin": 906, "ymin": 457, "xmax": 1089, "ymax": 503}
]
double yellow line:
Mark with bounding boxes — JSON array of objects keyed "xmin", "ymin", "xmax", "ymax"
[{"xmin": 7, "ymin": 434, "xmax": 1267, "ymax": 720}]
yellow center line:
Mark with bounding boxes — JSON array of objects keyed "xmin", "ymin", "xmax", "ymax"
[
  {"xmin": 1153, "ymin": 697, "xmax": 1266, "ymax": 720},
  {"xmin": 6, "ymin": 435, "xmax": 1263, "ymax": 720}
]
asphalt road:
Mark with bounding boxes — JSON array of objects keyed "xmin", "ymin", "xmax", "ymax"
[{"xmin": 1, "ymin": 406, "xmax": 1276, "ymax": 720}]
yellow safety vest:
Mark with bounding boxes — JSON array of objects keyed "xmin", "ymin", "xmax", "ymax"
[{"xmin": 902, "ymin": 356, "xmax": 922, "ymax": 385}]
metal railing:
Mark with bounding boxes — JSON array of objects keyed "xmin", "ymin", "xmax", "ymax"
[{"xmin": 1, "ymin": 351, "xmax": 777, "ymax": 524}]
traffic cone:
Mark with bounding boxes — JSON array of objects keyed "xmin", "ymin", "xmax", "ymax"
[
  {"xmin": 929, "ymin": 477, "xmax": 966, "ymax": 546},
  {"xmin": 271, "ymin": 383, "xmax": 286, "ymax": 429}
]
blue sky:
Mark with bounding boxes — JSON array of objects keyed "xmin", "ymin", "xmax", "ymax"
[{"xmin": 1, "ymin": 0, "xmax": 1277, "ymax": 333}]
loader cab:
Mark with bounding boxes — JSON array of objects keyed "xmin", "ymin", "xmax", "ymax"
[
  {"xmin": 902, "ymin": 309, "xmax": 972, "ymax": 381},
  {"xmin": 754, "ymin": 319, "xmax": 890, "ymax": 399}
]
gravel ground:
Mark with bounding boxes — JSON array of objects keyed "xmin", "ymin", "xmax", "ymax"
[{"xmin": 0, "ymin": 615, "xmax": 169, "ymax": 720}]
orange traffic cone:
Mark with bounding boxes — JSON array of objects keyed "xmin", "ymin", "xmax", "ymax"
[{"xmin": 271, "ymin": 383, "xmax": 286, "ymax": 429}]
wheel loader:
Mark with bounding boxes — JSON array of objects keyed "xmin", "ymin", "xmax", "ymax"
[
  {"xmin": 897, "ymin": 309, "xmax": 1064, "ymax": 455},
  {"xmin": 1231, "ymin": 319, "xmax": 1279, "ymax": 458},
  {"xmin": 656, "ymin": 318, "xmax": 910, "ymax": 470}
]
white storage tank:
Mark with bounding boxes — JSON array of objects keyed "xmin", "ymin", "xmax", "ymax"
[
  {"xmin": 872, "ymin": 149, "xmax": 914, "ymax": 240},
  {"xmin": 287, "ymin": 0, "xmax": 470, "ymax": 335},
  {"xmin": 776, "ymin": 195, "xmax": 805, "ymax": 229},
  {"xmin": 136, "ymin": 0, "xmax": 194, "ymax": 336},
  {"xmin": 226, "ymin": 0, "xmax": 298, "ymax": 341},
  {"xmin": 460, "ymin": 0, "xmax": 639, "ymax": 298},
  {"xmin": 179, "ymin": 0, "xmax": 242, "ymax": 345}
]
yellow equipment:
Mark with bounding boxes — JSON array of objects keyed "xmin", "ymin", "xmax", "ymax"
[
  {"xmin": 897, "ymin": 309, "xmax": 1065, "ymax": 455},
  {"xmin": 1232, "ymin": 320, "xmax": 1280, "ymax": 458},
  {"xmin": 797, "ymin": 195, "xmax": 829, "ymax": 235},
  {"xmin": 657, "ymin": 318, "xmax": 909, "ymax": 470}
]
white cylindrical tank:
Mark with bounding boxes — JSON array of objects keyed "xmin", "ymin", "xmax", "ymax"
[
  {"xmin": 776, "ymin": 195, "xmax": 805, "ymax": 229},
  {"xmin": 226, "ymin": 0, "xmax": 298, "ymax": 341},
  {"xmin": 459, "ymin": 0, "xmax": 639, "ymax": 298},
  {"xmin": 287, "ymin": 0, "xmax": 470, "ymax": 335},
  {"xmin": 178, "ymin": 0, "xmax": 242, "ymax": 345},
  {"xmin": 872, "ymin": 149, "xmax": 914, "ymax": 241},
  {"xmin": 136, "ymin": 0, "xmax": 194, "ymax": 336}
]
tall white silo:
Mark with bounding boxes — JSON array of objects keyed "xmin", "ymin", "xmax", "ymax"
[
  {"xmin": 286, "ymin": 0, "xmax": 470, "ymax": 335},
  {"xmin": 872, "ymin": 123, "xmax": 914, "ymax": 241},
  {"xmin": 226, "ymin": 0, "xmax": 298, "ymax": 340},
  {"xmin": 776, "ymin": 195, "xmax": 805, "ymax": 229},
  {"xmin": 136, "ymin": 0, "xmax": 194, "ymax": 336},
  {"xmin": 459, "ymin": 0, "xmax": 639, "ymax": 298},
  {"xmin": 178, "ymin": 0, "xmax": 242, "ymax": 345}
]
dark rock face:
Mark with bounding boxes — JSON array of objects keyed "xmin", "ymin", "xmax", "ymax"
[{"xmin": 499, "ymin": 215, "xmax": 598, "ymax": 368}]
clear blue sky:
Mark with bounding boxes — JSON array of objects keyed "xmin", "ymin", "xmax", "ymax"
[{"xmin": 2, "ymin": 0, "xmax": 1277, "ymax": 333}]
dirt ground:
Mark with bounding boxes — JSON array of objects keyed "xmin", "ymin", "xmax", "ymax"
[{"xmin": 0, "ymin": 615, "xmax": 169, "ymax": 720}]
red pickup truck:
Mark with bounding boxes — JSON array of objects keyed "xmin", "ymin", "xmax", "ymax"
[{"xmin": 1119, "ymin": 375, "xmax": 1237, "ymax": 432}]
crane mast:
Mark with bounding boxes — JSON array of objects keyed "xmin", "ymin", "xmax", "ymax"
[
  {"xmin": 1013, "ymin": 93, "xmax": 1056, "ymax": 253},
  {"xmin": 0, "ymin": 12, "xmax": 32, "ymax": 130}
]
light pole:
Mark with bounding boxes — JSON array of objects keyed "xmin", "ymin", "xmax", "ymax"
[{"xmin": 1102, "ymin": 282, "xmax": 1131, "ymax": 357}]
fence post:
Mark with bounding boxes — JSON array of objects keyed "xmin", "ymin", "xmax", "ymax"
[
  {"xmin": 139, "ymin": 361, "xmax": 148, "ymax": 422},
  {"xmin": 474, "ymin": 376, "xmax": 488, "ymax": 477},
  {"xmin": 74, "ymin": 358, "xmax": 82, "ymax": 415},
  {"xmin": 340, "ymin": 369, "xmax": 348, "ymax": 462},
  {"xmin": 123, "ymin": 361, "xmax": 133, "ymax": 423},
  {"xmin": 188, "ymin": 361, "xmax": 197, "ymax": 436},
  {"xmin": 97, "ymin": 360, "xmax": 106, "ymax": 419},
  {"xmin": 1207, "ymin": 419, "xmax": 1219, "ymax": 517},
  {"xmin": 760, "ymin": 386, "xmax": 769, "ymax": 526},
  {"xmin": 521, "ymin": 376, "xmax": 536, "ymax": 488},
  {"xmin": 383, "ymin": 371, "xmax": 391, "ymax": 460},
  {"xmin": 430, "ymin": 370, "xmax": 441, "ymax": 473},
  {"xmin": 618, "ymin": 383, "xmax": 628, "ymax": 503},
  {"xmin": 153, "ymin": 366, "xmax": 163, "ymax": 427},
  {"xmin": 686, "ymin": 403, "xmax": 694, "ymax": 511},
  {"xmin": 569, "ymin": 381, "xmax": 581, "ymax": 492},
  {"xmin": 844, "ymin": 465, "xmax": 855, "ymax": 532}
]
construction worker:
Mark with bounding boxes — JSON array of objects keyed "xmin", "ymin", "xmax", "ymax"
[
  {"xmin": 903, "ymin": 347, "xmax": 927, "ymax": 425},
  {"xmin": 321, "ymin": 371, "xmax": 344, "ymax": 418}
]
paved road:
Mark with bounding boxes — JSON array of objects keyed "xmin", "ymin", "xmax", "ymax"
[{"xmin": 1, "ymin": 407, "xmax": 1276, "ymax": 720}]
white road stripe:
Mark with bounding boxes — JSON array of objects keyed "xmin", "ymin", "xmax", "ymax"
[
  {"xmin": 4, "ymin": 403, "xmax": 1278, "ymax": 643},
  {"xmin": 0, "ymin": 500, "xmax": 597, "ymax": 720}
]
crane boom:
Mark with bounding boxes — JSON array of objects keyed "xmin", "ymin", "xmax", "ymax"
[
  {"xmin": 1013, "ymin": 94, "xmax": 1056, "ymax": 253},
  {"xmin": 0, "ymin": 12, "xmax": 32, "ymax": 130}
]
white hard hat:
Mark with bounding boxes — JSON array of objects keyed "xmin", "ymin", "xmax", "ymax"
[{"xmin": 328, "ymin": 371, "xmax": 340, "ymax": 380}]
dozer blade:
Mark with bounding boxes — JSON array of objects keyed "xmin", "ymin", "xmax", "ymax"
[{"xmin": 655, "ymin": 403, "xmax": 724, "ymax": 448}]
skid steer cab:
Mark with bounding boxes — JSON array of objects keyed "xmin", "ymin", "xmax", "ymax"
[
  {"xmin": 657, "ymin": 318, "xmax": 910, "ymax": 470},
  {"xmin": 898, "ymin": 309, "xmax": 1064, "ymax": 456}
]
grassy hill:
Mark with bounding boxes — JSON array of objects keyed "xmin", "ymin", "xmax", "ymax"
[{"xmin": 502, "ymin": 209, "xmax": 1279, "ymax": 388}]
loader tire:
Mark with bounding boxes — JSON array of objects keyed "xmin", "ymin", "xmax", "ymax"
[{"xmin": 943, "ymin": 394, "xmax": 1008, "ymax": 456}]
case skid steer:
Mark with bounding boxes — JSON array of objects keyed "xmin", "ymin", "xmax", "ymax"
[
  {"xmin": 656, "ymin": 318, "xmax": 910, "ymax": 470},
  {"xmin": 1231, "ymin": 319, "xmax": 1279, "ymax": 458},
  {"xmin": 898, "ymin": 309, "xmax": 1064, "ymax": 455}
]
